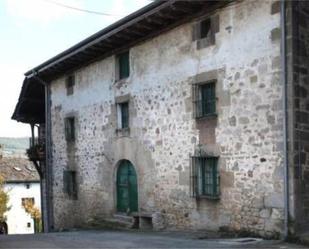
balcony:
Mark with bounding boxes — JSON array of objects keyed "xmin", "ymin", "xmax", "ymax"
[{"xmin": 26, "ymin": 140, "xmax": 45, "ymax": 162}]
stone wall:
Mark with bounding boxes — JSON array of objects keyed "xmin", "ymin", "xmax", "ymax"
[
  {"xmin": 50, "ymin": 0, "xmax": 284, "ymax": 237},
  {"xmin": 287, "ymin": 1, "xmax": 309, "ymax": 234}
]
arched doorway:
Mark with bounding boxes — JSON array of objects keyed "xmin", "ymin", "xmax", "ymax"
[{"xmin": 117, "ymin": 160, "xmax": 138, "ymax": 213}]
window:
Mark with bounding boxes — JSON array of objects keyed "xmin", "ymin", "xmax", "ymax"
[
  {"xmin": 26, "ymin": 183, "xmax": 30, "ymax": 189},
  {"xmin": 191, "ymin": 156, "xmax": 220, "ymax": 199},
  {"xmin": 117, "ymin": 51, "xmax": 130, "ymax": 80},
  {"xmin": 63, "ymin": 170, "xmax": 78, "ymax": 199},
  {"xmin": 65, "ymin": 117, "xmax": 75, "ymax": 142},
  {"xmin": 117, "ymin": 102, "xmax": 129, "ymax": 129},
  {"xmin": 200, "ymin": 19, "xmax": 211, "ymax": 39},
  {"xmin": 66, "ymin": 75, "xmax": 75, "ymax": 95},
  {"xmin": 27, "ymin": 222, "xmax": 31, "ymax": 228},
  {"xmin": 193, "ymin": 16, "xmax": 219, "ymax": 49},
  {"xmin": 193, "ymin": 82, "xmax": 216, "ymax": 118},
  {"xmin": 21, "ymin": 198, "xmax": 35, "ymax": 207}
]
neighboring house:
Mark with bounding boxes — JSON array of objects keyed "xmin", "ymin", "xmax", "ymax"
[
  {"xmin": 11, "ymin": 0, "xmax": 309, "ymax": 239},
  {"xmin": 0, "ymin": 156, "xmax": 41, "ymax": 234}
]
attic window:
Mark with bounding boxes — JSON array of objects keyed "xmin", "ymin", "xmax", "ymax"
[
  {"xmin": 193, "ymin": 15, "xmax": 219, "ymax": 49},
  {"xmin": 66, "ymin": 75, "xmax": 75, "ymax": 95},
  {"xmin": 14, "ymin": 166, "xmax": 22, "ymax": 171},
  {"xmin": 200, "ymin": 19, "xmax": 211, "ymax": 39},
  {"xmin": 117, "ymin": 51, "xmax": 130, "ymax": 80}
]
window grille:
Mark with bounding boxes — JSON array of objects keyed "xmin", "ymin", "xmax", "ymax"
[
  {"xmin": 192, "ymin": 82, "xmax": 216, "ymax": 118},
  {"xmin": 191, "ymin": 156, "xmax": 220, "ymax": 199}
]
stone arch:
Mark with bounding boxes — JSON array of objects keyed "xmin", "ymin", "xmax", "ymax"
[{"xmin": 108, "ymin": 137, "xmax": 156, "ymax": 214}]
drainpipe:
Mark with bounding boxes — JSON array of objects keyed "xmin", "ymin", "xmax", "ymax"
[
  {"xmin": 31, "ymin": 71, "xmax": 54, "ymax": 232},
  {"xmin": 280, "ymin": 0, "xmax": 289, "ymax": 240}
]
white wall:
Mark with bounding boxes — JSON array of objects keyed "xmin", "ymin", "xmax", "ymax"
[{"xmin": 4, "ymin": 182, "xmax": 41, "ymax": 234}]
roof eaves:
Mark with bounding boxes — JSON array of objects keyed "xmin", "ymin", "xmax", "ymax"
[{"xmin": 24, "ymin": 0, "xmax": 170, "ymax": 78}]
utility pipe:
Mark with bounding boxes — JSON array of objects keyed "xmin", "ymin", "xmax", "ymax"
[
  {"xmin": 31, "ymin": 71, "xmax": 54, "ymax": 232},
  {"xmin": 280, "ymin": 0, "xmax": 289, "ymax": 240}
]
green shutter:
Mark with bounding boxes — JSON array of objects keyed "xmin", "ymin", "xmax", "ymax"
[
  {"xmin": 199, "ymin": 82, "xmax": 216, "ymax": 117},
  {"xmin": 119, "ymin": 52, "xmax": 130, "ymax": 79}
]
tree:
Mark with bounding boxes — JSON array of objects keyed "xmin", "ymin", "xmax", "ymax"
[
  {"xmin": 22, "ymin": 199, "xmax": 42, "ymax": 233},
  {"xmin": 0, "ymin": 175, "xmax": 9, "ymax": 223}
]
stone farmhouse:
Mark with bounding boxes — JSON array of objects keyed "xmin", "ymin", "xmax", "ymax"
[{"xmin": 11, "ymin": 0, "xmax": 309, "ymax": 239}]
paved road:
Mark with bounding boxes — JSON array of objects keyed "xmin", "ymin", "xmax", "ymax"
[{"xmin": 0, "ymin": 230, "xmax": 308, "ymax": 249}]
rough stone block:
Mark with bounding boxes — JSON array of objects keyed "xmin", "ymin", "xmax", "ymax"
[
  {"xmin": 271, "ymin": 28, "xmax": 281, "ymax": 42},
  {"xmin": 260, "ymin": 208, "xmax": 271, "ymax": 218},
  {"xmin": 271, "ymin": 1, "xmax": 280, "ymax": 15},
  {"xmin": 264, "ymin": 193, "xmax": 284, "ymax": 208},
  {"xmin": 220, "ymin": 171, "xmax": 234, "ymax": 188}
]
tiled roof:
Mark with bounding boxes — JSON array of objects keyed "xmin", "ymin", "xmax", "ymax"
[{"xmin": 0, "ymin": 157, "xmax": 40, "ymax": 183}]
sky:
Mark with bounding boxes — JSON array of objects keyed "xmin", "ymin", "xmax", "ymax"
[{"xmin": 0, "ymin": 0, "xmax": 151, "ymax": 138}]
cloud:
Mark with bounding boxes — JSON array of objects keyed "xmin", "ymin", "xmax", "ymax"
[{"xmin": 5, "ymin": 0, "xmax": 84, "ymax": 23}]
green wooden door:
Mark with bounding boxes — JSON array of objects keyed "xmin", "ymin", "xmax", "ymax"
[{"xmin": 117, "ymin": 161, "xmax": 138, "ymax": 213}]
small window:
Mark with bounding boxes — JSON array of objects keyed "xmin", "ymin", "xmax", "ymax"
[
  {"xmin": 21, "ymin": 198, "xmax": 35, "ymax": 207},
  {"xmin": 200, "ymin": 19, "xmax": 211, "ymax": 39},
  {"xmin": 193, "ymin": 16, "xmax": 219, "ymax": 49},
  {"xmin": 193, "ymin": 82, "xmax": 216, "ymax": 118},
  {"xmin": 65, "ymin": 117, "xmax": 75, "ymax": 142},
  {"xmin": 26, "ymin": 183, "xmax": 30, "ymax": 189},
  {"xmin": 191, "ymin": 156, "xmax": 220, "ymax": 199},
  {"xmin": 117, "ymin": 52, "xmax": 130, "ymax": 80},
  {"xmin": 66, "ymin": 75, "xmax": 75, "ymax": 95},
  {"xmin": 63, "ymin": 170, "xmax": 78, "ymax": 199},
  {"xmin": 27, "ymin": 222, "xmax": 31, "ymax": 228},
  {"xmin": 117, "ymin": 102, "xmax": 129, "ymax": 129}
]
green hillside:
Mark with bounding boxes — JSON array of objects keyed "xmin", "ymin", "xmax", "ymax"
[{"xmin": 0, "ymin": 137, "xmax": 29, "ymax": 153}]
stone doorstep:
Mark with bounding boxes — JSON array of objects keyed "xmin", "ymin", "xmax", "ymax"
[
  {"xmin": 113, "ymin": 213, "xmax": 134, "ymax": 223},
  {"xmin": 131, "ymin": 212, "xmax": 153, "ymax": 218}
]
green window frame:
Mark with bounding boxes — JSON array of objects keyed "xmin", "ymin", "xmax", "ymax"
[
  {"xmin": 193, "ymin": 82, "xmax": 216, "ymax": 118},
  {"xmin": 63, "ymin": 170, "xmax": 78, "ymax": 199},
  {"xmin": 65, "ymin": 117, "xmax": 75, "ymax": 142},
  {"xmin": 191, "ymin": 156, "xmax": 220, "ymax": 199},
  {"xmin": 120, "ymin": 102, "xmax": 129, "ymax": 129},
  {"xmin": 118, "ymin": 51, "xmax": 130, "ymax": 80}
]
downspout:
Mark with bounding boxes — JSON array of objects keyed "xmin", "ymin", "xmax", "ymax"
[
  {"xmin": 281, "ymin": 0, "xmax": 289, "ymax": 240},
  {"xmin": 31, "ymin": 71, "xmax": 54, "ymax": 232}
]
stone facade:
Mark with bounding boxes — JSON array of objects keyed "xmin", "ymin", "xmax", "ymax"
[
  {"xmin": 286, "ymin": 0, "xmax": 309, "ymax": 234},
  {"xmin": 49, "ymin": 1, "xmax": 286, "ymax": 237}
]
